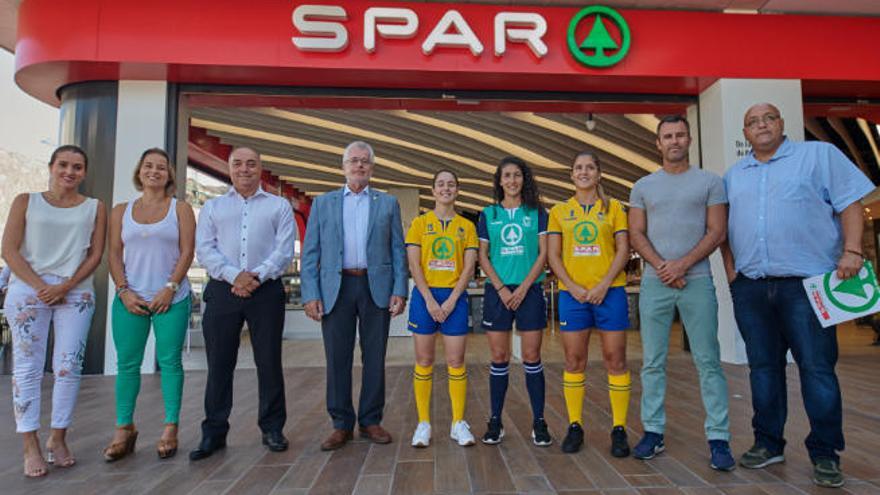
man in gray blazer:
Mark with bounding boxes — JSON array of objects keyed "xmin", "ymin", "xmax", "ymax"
[{"xmin": 301, "ymin": 141, "xmax": 408, "ymax": 450}]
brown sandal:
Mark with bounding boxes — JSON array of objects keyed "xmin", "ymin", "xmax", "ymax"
[
  {"xmin": 157, "ymin": 423, "xmax": 178, "ymax": 459},
  {"xmin": 103, "ymin": 424, "xmax": 138, "ymax": 462}
]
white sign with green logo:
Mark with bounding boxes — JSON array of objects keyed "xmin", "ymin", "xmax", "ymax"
[{"xmin": 803, "ymin": 261, "xmax": 880, "ymax": 328}]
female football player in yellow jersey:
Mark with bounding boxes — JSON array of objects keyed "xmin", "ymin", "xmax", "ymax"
[
  {"xmin": 547, "ymin": 150, "xmax": 632, "ymax": 457},
  {"xmin": 405, "ymin": 170, "xmax": 479, "ymax": 448}
]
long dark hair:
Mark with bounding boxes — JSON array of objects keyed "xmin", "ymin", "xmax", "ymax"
[
  {"xmin": 494, "ymin": 156, "xmax": 541, "ymax": 210},
  {"xmin": 573, "ymin": 150, "xmax": 610, "ymax": 215}
]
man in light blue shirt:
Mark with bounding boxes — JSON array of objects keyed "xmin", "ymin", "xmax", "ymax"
[
  {"xmin": 722, "ymin": 103, "xmax": 875, "ymax": 488},
  {"xmin": 301, "ymin": 141, "xmax": 408, "ymax": 451},
  {"xmin": 342, "ymin": 183, "xmax": 370, "ymax": 270}
]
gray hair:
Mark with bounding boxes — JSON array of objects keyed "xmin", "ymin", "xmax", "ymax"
[{"xmin": 342, "ymin": 141, "xmax": 375, "ymax": 164}]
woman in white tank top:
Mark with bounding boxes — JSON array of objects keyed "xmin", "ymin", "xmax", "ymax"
[
  {"xmin": 1, "ymin": 145, "xmax": 107, "ymax": 478},
  {"xmin": 103, "ymin": 148, "xmax": 195, "ymax": 462}
]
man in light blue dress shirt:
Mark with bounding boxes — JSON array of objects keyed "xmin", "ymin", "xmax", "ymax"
[
  {"xmin": 301, "ymin": 141, "xmax": 408, "ymax": 451},
  {"xmin": 722, "ymin": 103, "xmax": 875, "ymax": 488}
]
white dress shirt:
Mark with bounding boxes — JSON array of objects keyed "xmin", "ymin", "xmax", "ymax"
[
  {"xmin": 342, "ymin": 184, "xmax": 370, "ymax": 269},
  {"xmin": 196, "ymin": 186, "xmax": 296, "ymax": 284}
]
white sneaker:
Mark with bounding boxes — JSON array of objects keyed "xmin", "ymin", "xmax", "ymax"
[
  {"xmin": 411, "ymin": 421, "xmax": 432, "ymax": 448},
  {"xmin": 450, "ymin": 420, "xmax": 476, "ymax": 447}
]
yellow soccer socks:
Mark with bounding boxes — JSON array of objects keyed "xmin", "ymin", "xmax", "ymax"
[
  {"xmin": 413, "ymin": 364, "xmax": 433, "ymax": 423},
  {"xmin": 563, "ymin": 371, "xmax": 586, "ymax": 425},
  {"xmin": 448, "ymin": 365, "xmax": 467, "ymax": 422},
  {"xmin": 608, "ymin": 371, "xmax": 632, "ymax": 428}
]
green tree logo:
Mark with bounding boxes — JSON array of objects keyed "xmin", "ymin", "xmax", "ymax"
[
  {"xmin": 432, "ymin": 237, "xmax": 455, "ymax": 260},
  {"xmin": 823, "ymin": 263, "xmax": 880, "ymax": 313},
  {"xmin": 567, "ymin": 6, "xmax": 631, "ymax": 68},
  {"xmin": 573, "ymin": 221, "xmax": 599, "ymax": 244}
]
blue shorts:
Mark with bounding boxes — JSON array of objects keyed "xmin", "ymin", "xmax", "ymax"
[
  {"xmin": 481, "ymin": 283, "xmax": 547, "ymax": 332},
  {"xmin": 408, "ymin": 287, "xmax": 470, "ymax": 336},
  {"xmin": 558, "ymin": 287, "xmax": 629, "ymax": 331}
]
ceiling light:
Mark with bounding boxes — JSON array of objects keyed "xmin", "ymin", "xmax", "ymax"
[{"xmin": 585, "ymin": 113, "xmax": 596, "ymax": 132}]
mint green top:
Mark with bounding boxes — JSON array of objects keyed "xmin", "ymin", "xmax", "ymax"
[{"xmin": 477, "ymin": 205, "xmax": 548, "ymax": 286}]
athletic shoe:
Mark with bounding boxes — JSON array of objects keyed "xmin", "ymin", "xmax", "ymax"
[
  {"xmin": 709, "ymin": 439, "xmax": 736, "ymax": 471},
  {"xmin": 450, "ymin": 420, "xmax": 476, "ymax": 447},
  {"xmin": 411, "ymin": 421, "xmax": 431, "ymax": 448},
  {"xmin": 812, "ymin": 458, "xmax": 844, "ymax": 488},
  {"xmin": 739, "ymin": 444, "xmax": 784, "ymax": 469},
  {"xmin": 561, "ymin": 423, "xmax": 584, "ymax": 453},
  {"xmin": 632, "ymin": 432, "xmax": 665, "ymax": 460},
  {"xmin": 610, "ymin": 426, "xmax": 630, "ymax": 458},
  {"xmin": 481, "ymin": 417, "xmax": 504, "ymax": 445},
  {"xmin": 531, "ymin": 418, "xmax": 552, "ymax": 447}
]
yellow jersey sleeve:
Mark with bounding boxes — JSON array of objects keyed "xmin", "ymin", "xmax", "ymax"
[
  {"xmin": 611, "ymin": 199, "xmax": 628, "ymax": 234},
  {"xmin": 464, "ymin": 221, "xmax": 479, "ymax": 250},
  {"xmin": 547, "ymin": 205, "xmax": 563, "ymax": 234},
  {"xmin": 405, "ymin": 215, "xmax": 424, "ymax": 246}
]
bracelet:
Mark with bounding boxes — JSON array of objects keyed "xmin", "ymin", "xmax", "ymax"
[
  {"xmin": 845, "ymin": 249, "xmax": 864, "ymax": 258},
  {"xmin": 116, "ymin": 285, "xmax": 129, "ymax": 296}
]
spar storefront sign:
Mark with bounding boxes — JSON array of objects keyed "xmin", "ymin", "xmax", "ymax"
[
  {"xmin": 15, "ymin": 0, "xmax": 880, "ymax": 104},
  {"xmin": 291, "ymin": 4, "xmax": 631, "ymax": 68}
]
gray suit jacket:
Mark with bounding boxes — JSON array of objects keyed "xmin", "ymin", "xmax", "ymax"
[{"xmin": 300, "ymin": 187, "xmax": 408, "ymax": 312}]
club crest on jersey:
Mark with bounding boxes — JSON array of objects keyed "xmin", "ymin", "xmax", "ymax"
[{"xmin": 522, "ymin": 215, "xmax": 532, "ymax": 227}]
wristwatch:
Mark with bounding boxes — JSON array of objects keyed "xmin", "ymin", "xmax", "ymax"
[{"xmin": 165, "ymin": 281, "xmax": 180, "ymax": 292}]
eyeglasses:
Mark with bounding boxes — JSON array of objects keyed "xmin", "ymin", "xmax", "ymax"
[
  {"xmin": 745, "ymin": 114, "xmax": 781, "ymax": 129},
  {"xmin": 344, "ymin": 157, "xmax": 373, "ymax": 165}
]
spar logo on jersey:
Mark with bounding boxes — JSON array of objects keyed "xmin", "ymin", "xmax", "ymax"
[
  {"xmin": 429, "ymin": 236, "xmax": 456, "ymax": 271},
  {"xmin": 572, "ymin": 221, "xmax": 600, "ymax": 257},
  {"xmin": 573, "ymin": 221, "xmax": 598, "ymax": 244},
  {"xmin": 500, "ymin": 223, "xmax": 525, "ymax": 256}
]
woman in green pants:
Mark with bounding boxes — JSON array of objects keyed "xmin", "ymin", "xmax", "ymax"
[{"xmin": 103, "ymin": 148, "xmax": 195, "ymax": 461}]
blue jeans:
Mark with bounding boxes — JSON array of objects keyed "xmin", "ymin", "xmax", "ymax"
[
  {"xmin": 639, "ymin": 276, "xmax": 731, "ymax": 441},
  {"xmin": 730, "ymin": 275, "xmax": 844, "ymax": 462}
]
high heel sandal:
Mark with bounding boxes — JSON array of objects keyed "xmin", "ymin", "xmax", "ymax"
[
  {"xmin": 157, "ymin": 423, "xmax": 178, "ymax": 459},
  {"xmin": 102, "ymin": 424, "xmax": 138, "ymax": 462},
  {"xmin": 45, "ymin": 442, "xmax": 76, "ymax": 467}
]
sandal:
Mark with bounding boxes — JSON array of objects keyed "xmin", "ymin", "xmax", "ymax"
[
  {"xmin": 102, "ymin": 424, "xmax": 138, "ymax": 462},
  {"xmin": 46, "ymin": 439, "xmax": 76, "ymax": 468},
  {"xmin": 157, "ymin": 423, "xmax": 178, "ymax": 459}
]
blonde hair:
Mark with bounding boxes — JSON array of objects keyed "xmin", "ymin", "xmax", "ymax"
[
  {"xmin": 133, "ymin": 148, "xmax": 176, "ymax": 196},
  {"xmin": 573, "ymin": 150, "xmax": 610, "ymax": 215}
]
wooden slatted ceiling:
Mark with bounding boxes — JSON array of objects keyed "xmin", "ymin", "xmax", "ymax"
[{"xmin": 189, "ymin": 107, "xmax": 662, "ymax": 211}]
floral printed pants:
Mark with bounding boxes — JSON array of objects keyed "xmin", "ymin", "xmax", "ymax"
[{"xmin": 4, "ymin": 276, "xmax": 94, "ymax": 433}]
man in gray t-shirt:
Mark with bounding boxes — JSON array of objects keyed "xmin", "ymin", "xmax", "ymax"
[{"xmin": 627, "ymin": 115, "xmax": 734, "ymax": 471}]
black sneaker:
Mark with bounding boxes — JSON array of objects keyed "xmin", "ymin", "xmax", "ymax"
[
  {"xmin": 610, "ymin": 426, "xmax": 630, "ymax": 458},
  {"xmin": 532, "ymin": 418, "xmax": 552, "ymax": 447},
  {"xmin": 812, "ymin": 458, "xmax": 844, "ymax": 488},
  {"xmin": 739, "ymin": 444, "xmax": 784, "ymax": 469},
  {"xmin": 561, "ymin": 423, "xmax": 584, "ymax": 453},
  {"xmin": 481, "ymin": 417, "xmax": 504, "ymax": 445}
]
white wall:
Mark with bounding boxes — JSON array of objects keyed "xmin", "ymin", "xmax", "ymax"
[
  {"xmin": 103, "ymin": 81, "xmax": 169, "ymax": 374},
  {"xmin": 698, "ymin": 78, "xmax": 804, "ymax": 363}
]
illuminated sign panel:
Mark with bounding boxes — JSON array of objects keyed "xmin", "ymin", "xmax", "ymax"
[{"xmin": 291, "ymin": 4, "xmax": 626, "ymax": 64}]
